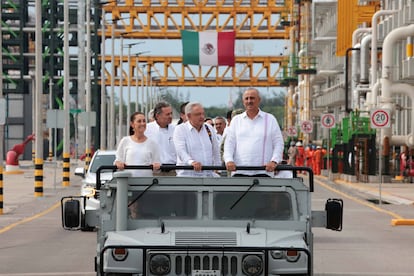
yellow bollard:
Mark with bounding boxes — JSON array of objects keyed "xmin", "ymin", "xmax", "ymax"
[
  {"xmin": 34, "ymin": 158, "xmax": 43, "ymax": 197},
  {"xmin": 0, "ymin": 165, "xmax": 3, "ymax": 214},
  {"xmin": 62, "ymin": 152, "xmax": 70, "ymax": 187}
]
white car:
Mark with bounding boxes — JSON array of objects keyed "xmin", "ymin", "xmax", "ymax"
[{"xmin": 75, "ymin": 150, "xmax": 116, "ymax": 211}]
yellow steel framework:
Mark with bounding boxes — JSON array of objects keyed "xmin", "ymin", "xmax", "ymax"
[
  {"xmin": 100, "ymin": 0, "xmax": 296, "ymax": 87},
  {"xmin": 336, "ymin": 0, "xmax": 378, "ymax": 56},
  {"xmin": 104, "ymin": 55, "xmax": 287, "ymax": 87}
]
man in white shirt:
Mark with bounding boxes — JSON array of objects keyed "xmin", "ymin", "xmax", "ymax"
[
  {"xmin": 145, "ymin": 101, "xmax": 177, "ymax": 175},
  {"xmin": 223, "ymin": 88, "xmax": 284, "ymax": 177},
  {"xmin": 214, "ymin": 116, "xmax": 226, "ymax": 145},
  {"xmin": 173, "ymin": 102, "xmax": 221, "ymax": 177}
]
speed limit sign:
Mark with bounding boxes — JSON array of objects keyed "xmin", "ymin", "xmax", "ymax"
[
  {"xmin": 321, "ymin": 113, "xmax": 335, "ymax": 129},
  {"xmin": 370, "ymin": 108, "xmax": 391, "ymax": 128}
]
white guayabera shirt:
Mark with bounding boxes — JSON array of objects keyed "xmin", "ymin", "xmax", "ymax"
[
  {"xmin": 173, "ymin": 121, "xmax": 221, "ymax": 177},
  {"xmin": 223, "ymin": 110, "xmax": 284, "ymax": 177}
]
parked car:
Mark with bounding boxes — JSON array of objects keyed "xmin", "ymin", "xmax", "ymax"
[{"xmin": 74, "ymin": 150, "xmax": 116, "ymax": 211}]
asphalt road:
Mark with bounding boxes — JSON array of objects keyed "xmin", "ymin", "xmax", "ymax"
[{"xmin": 313, "ymin": 178, "xmax": 414, "ymax": 275}]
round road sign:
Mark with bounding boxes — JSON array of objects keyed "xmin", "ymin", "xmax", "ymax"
[
  {"xmin": 321, "ymin": 113, "xmax": 335, "ymax": 129},
  {"xmin": 287, "ymin": 126, "xmax": 297, "ymax": 137},
  {"xmin": 300, "ymin": 120, "xmax": 313, "ymax": 134},
  {"xmin": 370, "ymin": 108, "xmax": 391, "ymax": 128}
]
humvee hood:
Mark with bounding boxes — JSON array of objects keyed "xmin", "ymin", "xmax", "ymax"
[{"xmin": 105, "ymin": 227, "xmax": 306, "ymax": 248}]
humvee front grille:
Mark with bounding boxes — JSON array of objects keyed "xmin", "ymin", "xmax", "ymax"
[
  {"xmin": 148, "ymin": 250, "xmax": 265, "ymax": 276},
  {"xmin": 175, "ymin": 231, "xmax": 237, "ymax": 246}
]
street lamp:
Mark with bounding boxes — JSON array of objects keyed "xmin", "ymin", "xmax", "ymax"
[
  {"xmin": 123, "ymin": 42, "xmax": 144, "ymax": 135},
  {"xmin": 149, "ymin": 73, "xmax": 154, "ymax": 112},
  {"xmin": 118, "ymin": 36, "xmax": 123, "ymax": 144},
  {"xmin": 85, "ymin": 0, "xmax": 92, "ymax": 161},
  {"xmin": 135, "ymin": 51, "xmax": 150, "ymax": 113},
  {"xmin": 97, "ymin": 0, "xmax": 125, "ymax": 149},
  {"xmin": 140, "ymin": 64, "xmax": 146, "ymax": 114},
  {"xmin": 105, "ymin": 17, "xmax": 134, "ymax": 148},
  {"xmin": 151, "ymin": 77, "xmax": 162, "ymax": 107},
  {"xmin": 109, "ymin": 17, "xmax": 115, "ymax": 149},
  {"xmin": 146, "ymin": 69, "xmax": 155, "ymax": 117},
  {"xmin": 100, "ymin": 7, "xmax": 107, "ymax": 150}
]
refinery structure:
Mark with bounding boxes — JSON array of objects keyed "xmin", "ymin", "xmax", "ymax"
[{"xmin": 0, "ymin": 0, "xmax": 413, "ymax": 183}]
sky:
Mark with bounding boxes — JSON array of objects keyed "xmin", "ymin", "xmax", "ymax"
[
  {"xmin": 108, "ymin": 39, "xmax": 289, "ymax": 108},
  {"xmin": 25, "ymin": 6, "xmax": 289, "ymax": 108}
]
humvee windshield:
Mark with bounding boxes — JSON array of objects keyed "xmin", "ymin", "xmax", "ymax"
[
  {"xmin": 128, "ymin": 191, "xmax": 198, "ymax": 219},
  {"xmin": 214, "ymin": 191, "xmax": 292, "ymax": 220},
  {"xmin": 128, "ymin": 190, "xmax": 292, "ymax": 221}
]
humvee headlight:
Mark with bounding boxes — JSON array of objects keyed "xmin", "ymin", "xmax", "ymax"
[
  {"xmin": 242, "ymin": 255, "xmax": 263, "ymax": 276},
  {"xmin": 271, "ymin": 249, "xmax": 301, "ymax": 262},
  {"xmin": 270, "ymin": 250, "xmax": 283, "ymax": 259},
  {"xmin": 82, "ymin": 187, "xmax": 95, "ymax": 197},
  {"xmin": 149, "ymin": 254, "xmax": 171, "ymax": 275}
]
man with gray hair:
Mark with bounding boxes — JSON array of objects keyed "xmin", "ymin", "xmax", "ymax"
[
  {"xmin": 173, "ymin": 102, "xmax": 221, "ymax": 177},
  {"xmin": 145, "ymin": 101, "xmax": 176, "ymax": 175},
  {"xmin": 213, "ymin": 116, "xmax": 227, "ymax": 144}
]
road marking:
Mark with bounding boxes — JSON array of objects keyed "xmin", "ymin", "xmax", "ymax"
[
  {"xmin": 334, "ymin": 179, "xmax": 414, "ymax": 205},
  {"xmin": 0, "ymin": 201, "xmax": 61, "ymax": 235},
  {"xmin": 314, "ymin": 177, "xmax": 404, "ymax": 221}
]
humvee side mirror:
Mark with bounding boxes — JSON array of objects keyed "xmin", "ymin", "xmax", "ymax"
[
  {"xmin": 325, "ymin": 198, "xmax": 343, "ymax": 231},
  {"xmin": 61, "ymin": 197, "xmax": 82, "ymax": 230},
  {"xmin": 74, "ymin": 167, "xmax": 86, "ymax": 178}
]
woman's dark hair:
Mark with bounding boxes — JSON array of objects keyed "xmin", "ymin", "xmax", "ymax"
[
  {"xmin": 180, "ymin": 101, "xmax": 189, "ymax": 114},
  {"xmin": 129, "ymin": 111, "xmax": 145, "ymax": 135},
  {"xmin": 177, "ymin": 101, "xmax": 189, "ymax": 125},
  {"xmin": 226, "ymin": 110, "xmax": 233, "ymax": 121}
]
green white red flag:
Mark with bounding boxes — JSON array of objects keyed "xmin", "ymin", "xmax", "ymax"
[{"xmin": 181, "ymin": 30, "xmax": 235, "ymax": 66}]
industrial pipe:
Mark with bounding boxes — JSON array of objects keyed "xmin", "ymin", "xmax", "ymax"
[
  {"xmin": 360, "ymin": 34, "xmax": 372, "ymax": 84},
  {"xmin": 371, "ymin": 10, "xmax": 398, "ymax": 86},
  {"xmin": 381, "ymin": 24, "xmax": 414, "ymax": 147},
  {"xmin": 344, "ymin": 47, "xmax": 360, "ymax": 113},
  {"xmin": 389, "ymin": 83, "xmax": 414, "ymax": 147}
]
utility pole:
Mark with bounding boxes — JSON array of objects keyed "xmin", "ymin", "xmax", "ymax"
[
  {"xmin": 62, "ymin": 0, "xmax": 70, "ymax": 186},
  {"xmin": 125, "ymin": 43, "xmax": 143, "ymax": 134},
  {"xmin": 118, "ymin": 37, "xmax": 123, "ymax": 143},
  {"xmin": 0, "ymin": 1, "xmax": 4, "ymax": 213},
  {"xmin": 109, "ymin": 22, "xmax": 115, "ymax": 149},
  {"xmin": 100, "ymin": 10, "xmax": 106, "ymax": 150},
  {"xmin": 78, "ymin": 0, "xmax": 86, "ymax": 158},
  {"xmin": 85, "ymin": 0, "xmax": 92, "ymax": 166},
  {"xmin": 34, "ymin": 0, "xmax": 44, "ymax": 196}
]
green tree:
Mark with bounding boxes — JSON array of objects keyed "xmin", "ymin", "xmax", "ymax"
[
  {"xmin": 117, "ymin": 88, "xmax": 286, "ymax": 126},
  {"xmin": 232, "ymin": 89, "xmax": 286, "ymax": 127}
]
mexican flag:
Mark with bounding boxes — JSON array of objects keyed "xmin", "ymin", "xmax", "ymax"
[{"xmin": 181, "ymin": 30, "xmax": 235, "ymax": 66}]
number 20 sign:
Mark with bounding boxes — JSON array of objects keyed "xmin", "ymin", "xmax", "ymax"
[{"xmin": 370, "ymin": 108, "xmax": 391, "ymax": 129}]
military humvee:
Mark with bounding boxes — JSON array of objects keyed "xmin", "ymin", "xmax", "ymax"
[{"xmin": 61, "ymin": 165, "xmax": 342, "ymax": 276}]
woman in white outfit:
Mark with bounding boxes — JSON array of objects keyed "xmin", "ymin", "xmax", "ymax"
[{"xmin": 114, "ymin": 112, "xmax": 161, "ymax": 177}]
